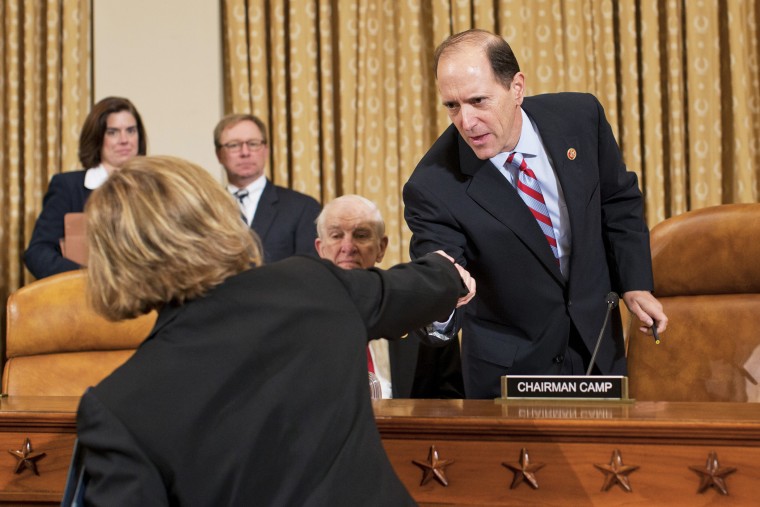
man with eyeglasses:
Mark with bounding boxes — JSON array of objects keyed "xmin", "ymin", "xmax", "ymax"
[{"xmin": 214, "ymin": 113, "xmax": 321, "ymax": 263}]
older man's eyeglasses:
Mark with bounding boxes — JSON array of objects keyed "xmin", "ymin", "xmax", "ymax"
[{"xmin": 221, "ymin": 140, "xmax": 267, "ymax": 152}]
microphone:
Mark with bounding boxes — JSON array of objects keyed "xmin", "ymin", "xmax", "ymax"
[{"xmin": 585, "ymin": 292, "xmax": 619, "ymax": 376}]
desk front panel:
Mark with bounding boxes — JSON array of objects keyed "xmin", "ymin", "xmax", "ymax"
[
  {"xmin": 375, "ymin": 399, "xmax": 760, "ymax": 506},
  {"xmin": 3, "ymin": 397, "xmax": 760, "ymax": 506},
  {"xmin": 0, "ymin": 396, "xmax": 79, "ymax": 505}
]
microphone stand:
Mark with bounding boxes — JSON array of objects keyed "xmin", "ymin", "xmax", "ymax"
[{"xmin": 585, "ymin": 292, "xmax": 620, "ymax": 376}]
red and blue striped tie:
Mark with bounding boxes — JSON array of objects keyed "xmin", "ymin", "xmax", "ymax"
[{"xmin": 506, "ymin": 152, "xmax": 559, "ymax": 262}]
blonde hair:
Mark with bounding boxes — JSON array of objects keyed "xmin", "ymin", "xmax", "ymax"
[{"xmin": 86, "ymin": 155, "xmax": 262, "ymax": 320}]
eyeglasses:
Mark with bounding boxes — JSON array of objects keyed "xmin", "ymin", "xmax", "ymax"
[{"xmin": 221, "ymin": 140, "xmax": 267, "ymax": 152}]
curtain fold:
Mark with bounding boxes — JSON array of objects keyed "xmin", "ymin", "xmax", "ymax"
[
  {"xmin": 726, "ymin": 0, "xmax": 760, "ymax": 203},
  {"xmin": 220, "ymin": 1, "xmax": 759, "ymax": 266},
  {"xmin": 3, "ymin": 1, "xmax": 754, "ymax": 370},
  {"xmin": 0, "ymin": 0, "xmax": 756, "ymax": 320},
  {"xmin": 1, "ymin": 0, "xmax": 90, "ymax": 363},
  {"xmin": 0, "ymin": 0, "xmax": 90, "ymax": 296}
]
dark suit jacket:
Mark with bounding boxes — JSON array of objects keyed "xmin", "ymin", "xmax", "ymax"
[
  {"xmin": 389, "ymin": 335, "xmax": 464, "ymax": 398},
  {"xmin": 403, "ymin": 93, "xmax": 654, "ymax": 399},
  {"xmin": 76, "ymin": 254, "xmax": 465, "ymax": 506},
  {"xmin": 252, "ymin": 179, "xmax": 321, "ymax": 262},
  {"xmin": 24, "ymin": 171, "xmax": 91, "ymax": 279}
]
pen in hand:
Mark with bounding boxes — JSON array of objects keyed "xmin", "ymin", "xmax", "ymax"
[{"xmin": 651, "ymin": 322, "xmax": 660, "ymax": 344}]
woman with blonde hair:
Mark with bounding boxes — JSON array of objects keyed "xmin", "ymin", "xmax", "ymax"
[{"xmin": 75, "ymin": 155, "xmax": 473, "ymax": 506}]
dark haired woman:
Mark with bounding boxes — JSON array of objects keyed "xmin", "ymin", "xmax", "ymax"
[{"xmin": 24, "ymin": 96, "xmax": 147, "ymax": 279}]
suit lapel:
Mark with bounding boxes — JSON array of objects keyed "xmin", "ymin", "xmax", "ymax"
[
  {"xmin": 545, "ymin": 133, "xmax": 585, "ymax": 258},
  {"xmin": 251, "ymin": 180, "xmax": 277, "ymax": 240},
  {"xmin": 459, "ymin": 135, "xmax": 564, "ymax": 283},
  {"xmin": 523, "ymin": 99, "xmax": 587, "ymax": 276}
]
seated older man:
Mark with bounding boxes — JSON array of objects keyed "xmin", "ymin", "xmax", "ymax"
[{"xmin": 315, "ymin": 194, "xmax": 465, "ymax": 399}]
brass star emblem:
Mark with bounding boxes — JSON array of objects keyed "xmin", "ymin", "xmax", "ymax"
[
  {"xmin": 412, "ymin": 445, "xmax": 454, "ymax": 486},
  {"xmin": 8, "ymin": 438, "xmax": 46, "ymax": 475},
  {"xmin": 689, "ymin": 451, "xmax": 736, "ymax": 495},
  {"xmin": 594, "ymin": 449, "xmax": 639, "ymax": 492},
  {"xmin": 502, "ymin": 447, "xmax": 545, "ymax": 489}
]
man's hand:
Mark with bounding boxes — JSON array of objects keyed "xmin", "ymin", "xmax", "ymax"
[
  {"xmin": 622, "ymin": 290, "xmax": 668, "ymax": 335},
  {"xmin": 433, "ymin": 250, "xmax": 476, "ymax": 307}
]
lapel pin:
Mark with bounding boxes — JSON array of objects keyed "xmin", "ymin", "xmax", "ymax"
[{"xmin": 567, "ymin": 148, "xmax": 577, "ymax": 160}]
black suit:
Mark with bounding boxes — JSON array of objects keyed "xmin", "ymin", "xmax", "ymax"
[
  {"xmin": 403, "ymin": 93, "xmax": 654, "ymax": 399},
  {"xmin": 388, "ymin": 335, "xmax": 464, "ymax": 398},
  {"xmin": 76, "ymin": 254, "xmax": 464, "ymax": 506},
  {"xmin": 24, "ymin": 171, "xmax": 91, "ymax": 279},
  {"xmin": 251, "ymin": 179, "xmax": 321, "ymax": 262}
]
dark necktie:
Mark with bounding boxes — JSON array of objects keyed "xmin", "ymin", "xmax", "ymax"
[
  {"xmin": 234, "ymin": 189, "xmax": 249, "ymax": 224},
  {"xmin": 506, "ymin": 152, "xmax": 559, "ymax": 261}
]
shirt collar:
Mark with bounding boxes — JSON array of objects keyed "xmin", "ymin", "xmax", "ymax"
[
  {"xmin": 490, "ymin": 108, "xmax": 540, "ymax": 167},
  {"xmin": 84, "ymin": 164, "xmax": 109, "ymax": 190},
  {"xmin": 227, "ymin": 175, "xmax": 266, "ymax": 195},
  {"xmin": 512, "ymin": 108, "xmax": 541, "ymax": 157}
]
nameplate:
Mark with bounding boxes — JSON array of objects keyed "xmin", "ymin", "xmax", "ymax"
[{"xmin": 501, "ymin": 375, "xmax": 629, "ymax": 401}]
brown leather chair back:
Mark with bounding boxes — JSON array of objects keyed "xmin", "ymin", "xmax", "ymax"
[
  {"xmin": 2, "ymin": 270, "xmax": 156, "ymax": 396},
  {"xmin": 627, "ymin": 203, "xmax": 760, "ymax": 401}
]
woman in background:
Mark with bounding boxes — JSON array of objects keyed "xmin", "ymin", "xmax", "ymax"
[
  {"xmin": 24, "ymin": 96, "xmax": 147, "ymax": 279},
  {"xmin": 76, "ymin": 155, "xmax": 473, "ymax": 506}
]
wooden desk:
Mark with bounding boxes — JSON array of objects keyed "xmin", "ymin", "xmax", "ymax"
[
  {"xmin": 0, "ymin": 396, "xmax": 79, "ymax": 505},
  {"xmin": 2, "ymin": 397, "xmax": 760, "ymax": 505},
  {"xmin": 374, "ymin": 399, "xmax": 760, "ymax": 506}
]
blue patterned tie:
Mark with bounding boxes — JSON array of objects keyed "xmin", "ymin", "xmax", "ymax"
[{"xmin": 234, "ymin": 189, "xmax": 249, "ymax": 224}]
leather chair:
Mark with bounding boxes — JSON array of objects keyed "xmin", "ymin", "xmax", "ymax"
[
  {"xmin": 2, "ymin": 270, "xmax": 156, "ymax": 396},
  {"xmin": 627, "ymin": 203, "xmax": 760, "ymax": 401}
]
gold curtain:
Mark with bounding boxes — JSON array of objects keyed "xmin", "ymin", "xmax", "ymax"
[
  {"xmin": 223, "ymin": 0, "xmax": 760, "ymax": 267},
  {"xmin": 0, "ymin": 0, "xmax": 90, "ymax": 299},
  {"xmin": 617, "ymin": 0, "xmax": 760, "ymax": 222}
]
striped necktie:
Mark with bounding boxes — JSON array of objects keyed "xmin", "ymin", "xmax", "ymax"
[
  {"xmin": 506, "ymin": 152, "xmax": 559, "ymax": 261},
  {"xmin": 234, "ymin": 189, "xmax": 249, "ymax": 224}
]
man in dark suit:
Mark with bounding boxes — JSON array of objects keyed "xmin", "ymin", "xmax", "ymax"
[
  {"xmin": 315, "ymin": 194, "xmax": 465, "ymax": 398},
  {"xmin": 403, "ymin": 29, "xmax": 668, "ymax": 399},
  {"xmin": 214, "ymin": 113, "xmax": 321, "ymax": 262}
]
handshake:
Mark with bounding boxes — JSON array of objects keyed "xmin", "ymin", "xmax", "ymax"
[{"xmin": 434, "ymin": 250, "xmax": 476, "ymax": 308}]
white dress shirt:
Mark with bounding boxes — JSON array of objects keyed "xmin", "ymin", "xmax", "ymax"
[
  {"xmin": 368, "ymin": 339, "xmax": 392, "ymax": 398},
  {"xmin": 228, "ymin": 176, "xmax": 266, "ymax": 225},
  {"xmin": 490, "ymin": 108, "xmax": 572, "ymax": 279},
  {"xmin": 84, "ymin": 164, "xmax": 109, "ymax": 190}
]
